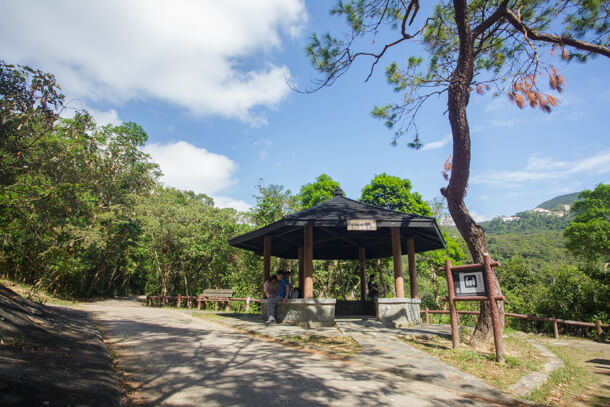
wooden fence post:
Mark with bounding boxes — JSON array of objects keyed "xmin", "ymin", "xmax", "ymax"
[
  {"xmin": 484, "ymin": 255, "xmax": 505, "ymax": 363},
  {"xmin": 553, "ymin": 320, "xmax": 559, "ymax": 338},
  {"xmin": 197, "ymin": 296, "xmax": 202, "ymax": 311},
  {"xmin": 245, "ymin": 297, "xmax": 250, "ymax": 312},
  {"xmin": 597, "ymin": 320, "xmax": 604, "ymax": 342},
  {"xmin": 177, "ymin": 294, "xmax": 181, "ymax": 308},
  {"xmin": 425, "ymin": 308, "xmax": 430, "ymax": 324},
  {"xmin": 445, "ymin": 259, "xmax": 460, "ymax": 349}
]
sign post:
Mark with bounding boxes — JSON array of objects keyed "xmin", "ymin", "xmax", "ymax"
[{"xmin": 444, "ymin": 256, "xmax": 505, "ymax": 363}]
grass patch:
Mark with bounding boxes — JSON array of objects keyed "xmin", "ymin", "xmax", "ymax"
[
  {"xmin": 191, "ymin": 311, "xmax": 229, "ymax": 321},
  {"xmin": 398, "ymin": 334, "xmax": 545, "ymax": 390},
  {"xmin": 525, "ymin": 343, "xmax": 607, "ymax": 406},
  {"xmin": 282, "ymin": 334, "xmax": 362, "ymax": 357}
]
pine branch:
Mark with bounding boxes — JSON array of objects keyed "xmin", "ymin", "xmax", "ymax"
[{"xmin": 505, "ymin": 8, "xmax": 610, "ymax": 58}]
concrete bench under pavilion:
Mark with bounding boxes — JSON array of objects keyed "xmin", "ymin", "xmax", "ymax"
[{"xmin": 228, "ymin": 188, "xmax": 446, "ymax": 327}]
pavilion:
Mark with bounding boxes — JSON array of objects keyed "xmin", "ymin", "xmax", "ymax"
[{"xmin": 228, "ymin": 188, "xmax": 446, "ymax": 327}]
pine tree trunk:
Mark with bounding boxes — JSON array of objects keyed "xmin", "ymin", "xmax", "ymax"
[{"xmin": 442, "ymin": 0, "xmax": 504, "ymax": 347}]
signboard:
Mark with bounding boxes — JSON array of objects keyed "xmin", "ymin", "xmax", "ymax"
[
  {"xmin": 347, "ymin": 219, "xmax": 377, "ymax": 231},
  {"xmin": 452, "ymin": 269, "xmax": 488, "ymax": 297}
]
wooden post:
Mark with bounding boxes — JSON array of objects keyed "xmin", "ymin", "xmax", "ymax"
[
  {"xmin": 484, "ymin": 255, "xmax": 505, "ymax": 363},
  {"xmin": 553, "ymin": 320, "xmax": 559, "ymax": 338},
  {"xmin": 359, "ymin": 247, "xmax": 366, "ymax": 303},
  {"xmin": 298, "ymin": 246, "xmax": 304, "ymax": 298},
  {"xmin": 177, "ymin": 294, "xmax": 181, "ymax": 308},
  {"xmin": 407, "ymin": 237, "xmax": 417, "ymax": 298},
  {"xmin": 304, "ymin": 226, "xmax": 314, "ymax": 299},
  {"xmin": 425, "ymin": 307, "xmax": 430, "ymax": 324},
  {"xmin": 197, "ymin": 296, "xmax": 202, "ymax": 310},
  {"xmin": 245, "ymin": 296, "xmax": 250, "ymax": 312},
  {"xmin": 263, "ymin": 236, "xmax": 271, "ymax": 298},
  {"xmin": 445, "ymin": 259, "xmax": 460, "ymax": 349},
  {"xmin": 391, "ymin": 227, "xmax": 405, "ymax": 298},
  {"xmin": 596, "ymin": 320, "xmax": 604, "ymax": 342}
]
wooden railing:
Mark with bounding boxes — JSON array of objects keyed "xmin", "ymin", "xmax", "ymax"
[
  {"xmin": 146, "ymin": 294, "xmax": 261, "ymax": 312},
  {"xmin": 422, "ymin": 308, "xmax": 608, "ymax": 341}
]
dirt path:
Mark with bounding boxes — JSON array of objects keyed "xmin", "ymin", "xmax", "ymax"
[{"xmin": 82, "ymin": 299, "xmax": 525, "ymax": 407}]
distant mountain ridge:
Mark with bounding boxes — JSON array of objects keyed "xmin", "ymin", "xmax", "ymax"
[
  {"xmin": 536, "ymin": 192, "xmax": 581, "ymax": 211},
  {"xmin": 478, "ymin": 191, "xmax": 583, "ymax": 235}
]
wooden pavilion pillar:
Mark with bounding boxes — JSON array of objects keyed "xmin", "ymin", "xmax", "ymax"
[
  {"xmin": 298, "ymin": 246, "xmax": 304, "ymax": 298},
  {"xmin": 263, "ymin": 236, "xmax": 271, "ymax": 298},
  {"xmin": 303, "ymin": 226, "xmax": 314, "ymax": 299},
  {"xmin": 359, "ymin": 247, "xmax": 366, "ymax": 302},
  {"xmin": 407, "ymin": 237, "xmax": 418, "ymax": 298},
  {"xmin": 391, "ymin": 227, "xmax": 405, "ymax": 298}
]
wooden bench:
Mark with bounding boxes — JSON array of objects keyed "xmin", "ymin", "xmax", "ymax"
[{"xmin": 197, "ymin": 289, "xmax": 233, "ymax": 311}]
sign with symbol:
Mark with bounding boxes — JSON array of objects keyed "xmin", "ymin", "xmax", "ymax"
[{"xmin": 452, "ymin": 269, "xmax": 488, "ymax": 297}]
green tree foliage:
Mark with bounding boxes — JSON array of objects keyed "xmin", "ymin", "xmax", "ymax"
[
  {"xmin": 299, "ymin": 174, "xmax": 341, "ymax": 209},
  {"xmin": 250, "ymin": 180, "xmax": 300, "ymax": 227},
  {"xmin": 0, "ymin": 62, "xmax": 258, "ymax": 299},
  {"xmin": 133, "ymin": 187, "xmax": 256, "ymax": 297},
  {"xmin": 564, "ymin": 184, "xmax": 610, "ymax": 264},
  {"xmin": 360, "ymin": 173, "xmax": 432, "ymax": 215}
]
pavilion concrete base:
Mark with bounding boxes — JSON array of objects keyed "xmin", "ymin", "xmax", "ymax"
[
  {"xmin": 376, "ymin": 298, "xmax": 421, "ymax": 328},
  {"xmin": 261, "ymin": 298, "xmax": 336, "ymax": 328}
]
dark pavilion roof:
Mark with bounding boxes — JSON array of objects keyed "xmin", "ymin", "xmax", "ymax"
[{"xmin": 228, "ymin": 188, "xmax": 446, "ymax": 260}]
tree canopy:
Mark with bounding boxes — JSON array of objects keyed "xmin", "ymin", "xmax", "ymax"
[
  {"xmin": 360, "ymin": 173, "xmax": 432, "ymax": 215},
  {"xmin": 564, "ymin": 183, "xmax": 610, "ymax": 264},
  {"xmin": 299, "ymin": 173, "xmax": 341, "ymax": 209}
]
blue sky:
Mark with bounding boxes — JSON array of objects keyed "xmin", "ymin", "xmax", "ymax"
[{"xmin": 2, "ymin": 0, "xmax": 608, "ymax": 220}]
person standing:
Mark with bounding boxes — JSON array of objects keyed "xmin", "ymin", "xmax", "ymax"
[{"xmin": 368, "ymin": 274, "xmax": 380, "ymax": 301}]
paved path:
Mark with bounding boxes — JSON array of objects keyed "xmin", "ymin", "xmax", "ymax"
[
  {"xmin": 336, "ymin": 319, "xmax": 515, "ymax": 402},
  {"xmin": 81, "ymin": 301, "xmax": 525, "ymax": 406}
]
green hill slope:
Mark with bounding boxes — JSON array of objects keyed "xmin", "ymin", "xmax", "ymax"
[{"xmin": 537, "ymin": 191, "xmax": 581, "ymax": 210}]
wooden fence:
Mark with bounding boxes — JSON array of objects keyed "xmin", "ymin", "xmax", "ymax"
[
  {"xmin": 422, "ymin": 308, "xmax": 608, "ymax": 341},
  {"xmin": 146, "ymin": 295, "xmax": 261, "ymax": 312}
]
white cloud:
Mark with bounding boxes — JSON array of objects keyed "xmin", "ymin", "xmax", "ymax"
[
  {"xmin": 471, "ymin": 150, "xmax": 610, "ymax": 185},
  {"xmin": 213, "ymin": 196, "xmax": 251, "ymax": 212},
  {"xmin": 489, "ymin": 119, "xmax": 515, "ymax": 127},
  {"xmin": 469, "ymin": 210, "xmax": 490, "ymax": 222},
  {"xmin": 421, "ymin": 134, "xmax": 452, "ymax": 151},
  {"xmin": 258, "ymin": 139, "xmax": 273, "ymax": 160},
  {"xmin": 88, "ymin": 108, "xmax": 122, "ymax": 126},
  {"xmin": 142, "ymin": 140, "xmax": 250, "ymax": 211},
  {"xmin": 484, "ymin": 97, "xmax": 510, "ymax": 113},
  {"xmin": 1, "ymin": 0, "xmax": 307, "ymax": 126}
]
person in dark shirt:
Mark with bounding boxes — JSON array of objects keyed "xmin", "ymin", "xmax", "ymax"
[{"xmin": 368, "ymin": 274, "xmax": 380, "ymax": 300}]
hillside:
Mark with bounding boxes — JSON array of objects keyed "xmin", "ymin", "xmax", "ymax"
[
  {"xmin": 537, "ymin": 192, "xmax": 581, "ymax": 211},
  {"xmin": 480, "ymin": 210, "xmax": 571, "ymax": 235},
  {"xmin": 443, "ymin": 192, "xmax": 580, "ymax": 269}
]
